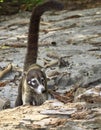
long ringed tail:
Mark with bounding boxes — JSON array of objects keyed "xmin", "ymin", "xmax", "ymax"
[{"xmin": 24, "ymin": 0, "xmax": 64, "ymax": 70}]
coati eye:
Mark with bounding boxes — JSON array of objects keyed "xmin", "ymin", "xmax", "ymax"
[
  {"xmin": 41, "ymin": 77, "xmax": 45, "ymax": 84},
  {"xmin": 31, "ymin": 78, "xmax": 37, "ymax": 85},
  {"xmin": 28, "ymin": 78, "xmax": 37, "ymax": 86}
]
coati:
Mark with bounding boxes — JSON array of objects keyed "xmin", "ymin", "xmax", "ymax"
[{"xmin": 15, "ymin": 0, "xmax": 63, "ymax": 107}]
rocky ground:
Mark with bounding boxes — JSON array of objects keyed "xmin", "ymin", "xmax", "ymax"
[{"xmin": 0, "ymin": 7, "xmax": 101, "ymax": 129}]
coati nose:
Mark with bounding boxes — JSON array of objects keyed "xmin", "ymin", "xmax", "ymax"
[
  {"xmin": 36, "ymin": 85, "xmax": 45, "ymax": 94},
  {"xmin": 41, "ymin": 87, "xmax": 46, "ymax": 93},
  {"xmin": 40, "ymin": 86, "xmax": 45, "ymax": 92}
]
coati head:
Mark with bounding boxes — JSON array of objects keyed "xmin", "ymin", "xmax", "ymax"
[{"xmin": 25, "ymin": 68, "xmax": 47, "ymax": 94}]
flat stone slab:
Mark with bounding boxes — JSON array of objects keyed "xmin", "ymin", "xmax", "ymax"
[{"xmin": 0, "ymin": 99, "xmax": 101, "ymax": 130}]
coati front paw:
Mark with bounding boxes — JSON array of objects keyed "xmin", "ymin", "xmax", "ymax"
[
  {"xmin": 23, "ymin": 101, "xmax": 35, "ymax": 106},
  {"xmin": 33, "ymin": 101, "xmax": 35, "ymax": 106},
  {"xmin": 23, "ymin": 103, "xmax": 31, "ymax": 106}
]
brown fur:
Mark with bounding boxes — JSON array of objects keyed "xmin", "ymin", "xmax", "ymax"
[{"xmin": 15, "ymin": 0, "xmax": 63, "ymax": 107}]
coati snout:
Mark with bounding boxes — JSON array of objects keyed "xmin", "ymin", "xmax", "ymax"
[
  {"xmin": 27, "ymin": 78, "xmax": 46, "ymax": 94},
  {"xmin": 26, "ymin": 69, "xmax": 46, "ymax": 94}
]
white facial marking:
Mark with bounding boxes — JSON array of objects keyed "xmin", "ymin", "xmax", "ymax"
[
  {"xmin": 31, "ymin": 78, "xmax": 36, "ymax": 82},
  {"xmin": 28, "ymin": 78, "xmax": 37, "ymax": 87},
  {"xmin": 31, "ymin": 82, "xmax": 35, "ymax": 86},
  {"xmin": 35, "ymin": 84, "xmax": 45, "ymax": 94},
  {"xmin": 28, "ymin": 81, "xmax": 31, "ymax": 85}
]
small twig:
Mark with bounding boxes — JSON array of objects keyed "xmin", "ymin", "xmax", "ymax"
[
  {"xmin": 12, "ymin": 64, "xmax": 23, "ymax": 73},
  {"xmin": 47, "ymin": 52, "xmax": 59, "ymax": 59},
  {"xmin": 48, "ymin": 89, "xmax": 73, "ymax": 103},
  {"xmin": 4, "ymin": 43, "xmax": 26, "ymax": 48},
  {"xmin": 0, "ymin": 64, "xmax": 12, "ymax": 79},
  {"xmin": 42, "ymin": 27, "xmax": 65, "ymax": 33},
  {"xmin": 0, "ymin": 80, "xmax": 10, "ymax": 87},
  {"xmin": 40, "ymin": 21, "xmax": 51, "ymax": 25},
  {"xmin": 44, "ymin": 60, "xmax": 58, "ymax": 68},
  {"xmin": 47, "ymin": 71, "xmax": 60, "ymax": 80}
]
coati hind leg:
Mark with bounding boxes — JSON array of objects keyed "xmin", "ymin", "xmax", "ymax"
[{"xmin": 15, "ymin": 79, "xmax": 23, "ymax": 106}]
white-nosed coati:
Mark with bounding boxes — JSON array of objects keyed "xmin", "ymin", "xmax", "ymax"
[{"xmin": 15, "ymin": 0, "xmax": 64, "ymax": 107}]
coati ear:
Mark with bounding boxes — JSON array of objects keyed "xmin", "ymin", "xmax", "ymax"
[
  {"xmin": 22, "ymin": 71, "xmax": 27, "ymax": 77},
  {"xmin": 41, "ymin": 67, "xmax": 46, "ymax": 74}
]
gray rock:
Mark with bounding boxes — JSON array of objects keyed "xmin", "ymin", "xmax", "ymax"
[{"xmin": 0, "ymin": 98, "xmax": 10, "ymax": 110}]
